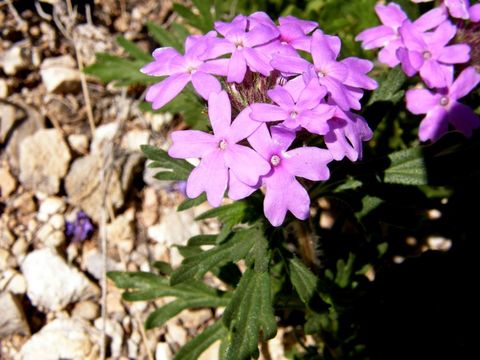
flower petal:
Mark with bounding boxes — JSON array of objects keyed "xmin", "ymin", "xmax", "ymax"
[
  {"xmin": 191, "ymin": 72, "xmax": 221, "ymax": 100},
  {"xmin": 208, "ymin": 90, "xmax": 231, "ymax": 137},
  {"xmin": 229, "ymin": 107, "xmax": 263, "ymax": 143},
  {"xmin": 449, "ymin": 66, "xmax": 480, "ymax": 100},
  {"xmin": 311, "ymin": 30, "xmax": 335, "ymax": 68},
  {"xmin": 438, "ymin": 44, "xmax": 470, "ymax": 64},
  {"xmin": 250, "ymin": 103, "xmax": 288, "ymax": 122},
  {"xmin": 418, "ymin": 106, "xmax": 449, "ymax": 142},
  {"xmin": 283, "ymin": 146, "xmax": 332, "ymax": 181},
  {"xmin": 168, "ymin": 130, "xmax": 217, "ymax": 158},
  {"xmin": 297, "ymin": 79, "xmax": 327, "ymax": 109},
  {"xmin": 243, "ymin": 48, "xmax": 272, "ymax": 76},
  {"xmin": 146, "ymin": 73, "xmax": 190, "ymax": 110},
  {"xmin": 244, "ymin": 24, "xmax": 279, "ymax": 47},
  {"xmin": 228, "ymin": 170, "xmax": 258, "ymax": 200},
  {"xmin": 186, "ymin": 150, "xmax": 228, "ymax": 207},
  {"xmin": 406, "ymin": 89, "xmax": 440, "ymax": 115},
  {"xmin": 224, "ymin": 144, "xmax": 270, "ymax": 186},
  {"xmin": 267, "ymin": 85, "xmax": 295, "ymax": 108},
  {"xmin": 271, "ymin": 55, "xmax": 310, "ymax": 75},
  {"xmin": 447, "ymin": 102, "xmax": 480, "ymax": 137},
  {"xmin": 227, "ymin": 51, "xmax": 247, "ymax": 83},
  {"xmin": 375, "ymin": 3, "xmax": 407, "ymax": 29}
]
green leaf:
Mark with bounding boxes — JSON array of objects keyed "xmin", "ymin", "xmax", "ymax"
[
  {"xmin": 170, "ymin": 227, "xmax": 258, "ymax": 285},
  {"xmin": 152, "ymin": 261, "xmax": 173, "ymax": 276},
  {"xmin": 191, "ymin": 0, "xmax": 214, "ymax": 29},
  {"xmin": 195, "ymin": 201, "xmax": 257, "ymax": 243},
  {"xmin": 177, "ymin": 194, "xmax": 207, "ymax": 211},
  {"xmin": 222, "ymin": 269, "xmax": 277, "ymax": 360},
  {"xmin": 141, "ymin": 145, "xmax": 193, "ymax": 181},
  {"xmin": 288, "ymin": 257, "xmax": 332, "ymax": 309},
  {"xmin": 187, "ymin": 234, "xmax": 217, "ymax": 246},
  {"xmin": 146, "ymin": 297, "xmax": 228, "ymax": 329},
  {"xmin": 146, "ymin": 21, "xmax": 183, "ymax": 51},
  {"xmin": 383, "ymin": 147, "xmax": 428, "ymax": 185},
  {"xmin": 173, "ymin": 4, "xmax": 206, "ymax": 31},
  {"xmin": 116, "ymin": 36, "xmax": 152, "ymax": 62},
  {"xmin": 83, "ymin": 53, "xmax": 154, "ymax": 86},
  {"xmin": 368, "ymin": 66, "xmax": 406, "ymax": 105},
  {"xmin": 355, "ymin": 195, "xmax": 384, "ymax": 218},
  {"xmin": 174, "ymin": 321, "xmax": 227, "ymax": 360},
  {"xmin": 335, "ymin": 253, "xmax": 356, "ymax": 288}
]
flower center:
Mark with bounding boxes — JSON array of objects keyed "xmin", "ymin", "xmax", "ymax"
[
  {"xmin": 439, "ymin": 96, "xmax": 449, "ymax": 106},
  {"xmin": 423, "ymin": 51, "xmax": 432, "ymax": 60},
  {"xmin": 218, "ymin": 139, "xmax": 227, "ymax": 150},
  {"xmin": 317, "ymin": 70, "xmax": 326, "ymax": 78},
  {"xmin": 290, "ymin": 111, "xmax": 297, "ymax": 119},
  {"xmin": 234, "ymin": 39, "xmax": 244, "ymax": 49},
  {"xmin": 186, "ymin": 65, "xmax": 197, "ymax": 74},
  {"xmin": 270, "ymin": 154, "xmax": 281, "ymax": 166}
]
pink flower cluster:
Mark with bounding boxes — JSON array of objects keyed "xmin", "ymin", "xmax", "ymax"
[
  {"xmin": 356, "ymin": 1, "xmax": 480, "ymax": 142},
  {"xmin": 142, "ymin": 12, "xmax": 377, "ymax": 226}
]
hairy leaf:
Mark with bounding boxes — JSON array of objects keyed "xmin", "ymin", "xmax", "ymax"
[
  {"xmin": 141, "ymin": 145, "xmax": 193, "ymax": 181},
  {"xmin": 222, "ymin": 268, "xmax": 277, "ymax": 360},
  {"xmin": 384, "ymin": 147, "xmax": 428, "ymax": 185},
  {"xmin": 174, "ymin": 321, "xmax": 227, "ymax": 360},
  {"xmin": 170, "ymin": 227, "xmax": 258, "ymax": 285}
]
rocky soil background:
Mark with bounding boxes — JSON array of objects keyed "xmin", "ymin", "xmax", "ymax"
[{"xmin": 0, "ymin": 1, "xmax": 287, "ymax": 359}]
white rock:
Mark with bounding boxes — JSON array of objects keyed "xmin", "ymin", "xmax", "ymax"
[
  {"xmin": 0, "ymin": 291, "xmax": 30, "ymax": 337},
  {"xmin": 107, "ymin": 208, "xmax": 135, "ymax": 253},
  {"xmin": 36, "ymin": 223, "xmax": 65, "ymax": 248},
  {"xmin": 71, "ymin": 300, "xmax": 99, "ymax": 321},
  {"xmin": 19, "ymin": 129, "xmax": 71, "ymax": 195},
  {"xmin": 0, "ymin": 167, "xmax": 17, "ymax": 198},
  {"xmin": 0, "ymin": 103, "xmax": 18, "ymax": 144},
  {"xmin": 1, "ymin": 45, "xmax": 29, "ymax": 75},
  {"xmin": 37, "ymin": 196, "xmax": 66, "ymax": 221},
  {"xmin": 40, "ymin": 55, "xmax": 81, "ymax": 93},
  {"xmin": 121, "ymin": 129, "xmax": 150, "ymax": 152},
  {"xmin": 148, "ymin": 207, "xmax": 200, "ymax": 247},
  {"xmin": 0, "ymin": 226, "xmax": 15, "ymax": 249},
  {"xmin": 0, "ymin": 78, "xmax": 9, "ymax": 98},
  {"xmin": 155, "ymin": 343, "xmax": 173, "ymax": 360},
  {"xmin": 83, "ymin": 249, "xmax": 123, "ymax": 281},
  {"xmin": 0, "ymin": 270, "xmax": 27, "ymax": 294},
  {"xmin": 94, "ymin": 318, "xmax": 124, "ymax": 358},
  {"xmin": 50, "ymin": 213, "xmax": 65, "ymax": 230},
  {"xmin": 19, "ymin": 318, "xmax": 100, "ymax": 360},
  {"xmin": 0, "ymin": 248, "xmax": 15, "ymax": 271},
  {"xmin": 90, "ymin": 122, "xmax": 118, "ymax": 154},
  {"xmin": 65, "ymin": 153, "xmax": 124, "ymax": 223},
  {"xmin": 21, "ymin": 248, "xmax": 99, "ymax": 311},
  {"xmin": 146, "ymin": 112, "xmax": 173, "ymax": 132},
  {"xmin": 198, "ymin": 340, "xmax": 221, "ymax": 360},
  {"xmin": 68, "ymin": 133, "xmax": 89, "ymax": 154},
  {"xmin": 165, "ymin": 321, "xmax": 188, "ymax": 347},
  {"xmin": 11, "ymin": 237, "xmax": 28, "ymax": 258}
]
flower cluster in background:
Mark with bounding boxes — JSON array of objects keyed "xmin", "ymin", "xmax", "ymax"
[
  {"xmin": 357, "ymin": 0, "xmax": 480, "ymax": 142},
  {"xmin": 141, "ymin": 12, "xmax": 377, "ymax": 226}
]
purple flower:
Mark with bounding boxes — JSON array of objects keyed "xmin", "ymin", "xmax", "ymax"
[
  {"xmin": 356, "ymin": 3, "xmax": 447, "ymax": 67},
  {"xmin": 141, "ymin": 34, "xmax": 228, "ymax": 109},
  {"xmin": 272, "ymin": 30, "xmax": 363, "ymax": 111},
  {"xmin": 412, "ymin": 0, "xmax": 471, "ymax": 20},
  {"xmin": 249, "ymin": 79, "xmax": 335, "ymax": 134},
  {"xmin": 406, "ymin": 66, "xmax": 480, "ymax": 141},
  {"xmin": 248, "ymin": 125, "xmax": 332, "ymax": 226},
  {"xmin": 397, "ymin": 20, "xmax": 470, "ymax": 88},
  {"xmin": 65, "ymin": 211, "xmax": 94, "ymax": 243},
  {"xmin": 323, "ymin": 104, "xmax": 374, "ymax": 161},
  {"xmin": 168, "ymin": 91, "xmax": 270, "ymax": 207},
  {"xmin": 213, "ymin": 13, "xmax": 280, "ymax": 83}
]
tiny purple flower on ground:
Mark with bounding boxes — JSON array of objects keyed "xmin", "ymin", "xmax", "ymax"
[
  {"xmin": 406, "ymin": 66, "xmax": 480, "ymax": 141},
  {"xmin": 65, "ymin": 211, "xmax": 94, "ymax": 243}
]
